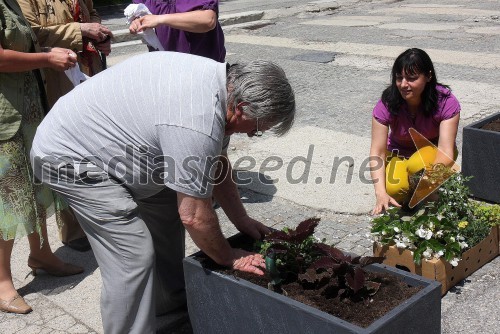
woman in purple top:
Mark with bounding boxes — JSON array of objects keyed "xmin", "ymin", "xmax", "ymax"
[
  {"xmin": 370, "ymin": 48, "xmax": 460, "ymax": 214},
  {"xmin": 129, "ymin": 0, "xmax": 225, "ymax": 62}
]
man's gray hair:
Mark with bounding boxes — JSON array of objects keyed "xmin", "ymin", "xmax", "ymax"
[{"xmin": 227, "ymin": 60, "xmax": 295, "ymax": 136}]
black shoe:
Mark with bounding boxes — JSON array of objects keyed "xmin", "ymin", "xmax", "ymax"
[{"xmin": 63, "ymin": 237, "xmax": 91, "ymax": 252}]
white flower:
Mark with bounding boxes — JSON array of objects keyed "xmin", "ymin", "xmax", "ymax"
[
  {"xmin": 459, "ymin": 241, "xmax": 468, "ymax": 249},
  {"xmin": 450, "ymin": 258, "xmax": 460, "ymax": 267},
  {"xmin": 450, "ymin": 236, "xmax": 455, "ymax": 242},
  {"xmin": 416, "ymin": 227, "xmax": 426, "ymax": 238},
  {"xmin": 382, "ymin": 231, "xmax": 387, "ymax": 235},
  {"xmin": 423, "ymin": 248, "xmax": 433, "ymax": 259},
  {"xmin": 395, "ymin": 239, "xmax": 407, "ymax": 248},
  {"xmin": 433, "ymin": 250, "xmax": 444, "ymax": 259},
  {"xmin": 416, "ymin": 228, "xmax": 433, "ymax": 240},
  {"xmin": 393, "ymin": 227, "xmax": 400, "ymax": 232},
  {"xmin": 435, "ymin": 230, "xmax": 443, "ymax": 237}
]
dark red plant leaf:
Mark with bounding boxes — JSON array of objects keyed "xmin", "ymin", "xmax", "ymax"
[
  {"xmin": 266, "ymin": 230, "xmax": 291, "ymax": 242},
  {"xmin": 358, "ymin": 256, "xmax": 385, "ymax": 267},
  {"xmin": 289, "ymin": 218, "xmax": 320, "ymax": 243},
  {"xmin": 345, "ymin": 267, "xmax": 365, "ymax": 293},
  {"xmin": 309, "ymin": 256, "xmax": 337, "ymax": 270},
  {"xmin": 298, "ymin": 268, "xmax": 318, "ymax": 283},
  {"xmin": 316, "ymin": 271, "xmax": 332, "ymax": 288},
  {"xmin": 321, "ymin": 284, "xmax": 339, "ymax": 298},
  {"xmin": 314, "ymin": 243, "xmax": 348, "ymax": 261}
]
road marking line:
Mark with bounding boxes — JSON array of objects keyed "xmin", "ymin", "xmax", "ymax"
[
  {"xmin": 378, "ymin": 23, "xmax": 461, "ymax": 31},
  {"xmin": 466, "ymin": 26, "xmax": 500, "ymax": 35},
  {"xmin": 302, "ymin": 19, "xmax": 460, "ymax": 31},
  {"xmin": 111, "ymin": 40, "xmax": 144, "ymax": 48},
  {"xmin": 371, "ymin": 6, "xmax": 500, "ymax": 16},
  {"xmin": 301, "ymin": 16, "xmax": 399, "ymax": 27},
  {"xmin": 225, "ymin": 35, "xmax": 500, "ymax": 69}
]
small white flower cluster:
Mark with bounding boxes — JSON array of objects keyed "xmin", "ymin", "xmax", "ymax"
[
  {"xmin": 421, "ymin": 248, "xmax": 445, "ymax": 260},
  {"xmin": 416, "ymin": 226, "xmax": 433, "ymax": 240}
]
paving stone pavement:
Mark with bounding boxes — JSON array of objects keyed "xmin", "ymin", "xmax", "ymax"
[
  {"xmin": 1, "ymin": 187, "xmax": 373, "ymax": 334},
  {"xmin": 0, "ymin": 293, "xmax": 96, "ymax": 334}
]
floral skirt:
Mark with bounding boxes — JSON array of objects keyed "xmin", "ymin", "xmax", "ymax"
[{"xmin": 0, "ymin": 72, "xmax": 54, "ymax": 240}]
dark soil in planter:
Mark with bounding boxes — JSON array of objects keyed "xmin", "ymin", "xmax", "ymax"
[
  {"xmin": 481, "ymin": 118, "xmax": 500, "ymax": 132},
  {"xmin": 197, "ymin": 235, "xmax": 423, "ymax": 328},
  {"xmin": 222, "ymin": 269, "xmax": 422, "ymax": 328}
]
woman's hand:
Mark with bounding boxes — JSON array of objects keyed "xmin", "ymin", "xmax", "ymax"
[
  {"xmin": 136, "ymin": 15, "xmax": 162, "ymax": 32},
  {"xmin": 129, "ymin": 15, "xmax": 161, "ymax": 34},
  {"xmin": 128, "ymin": 18, "xmax": 141, "ymax": 34},
  {"xmin": 46, "ymin": 48, "xmax": 77, "ymax": 71},
  {"xmin": 372, "ymin": 191, "xmax": 401, "ymax": 215},
  {"xmin": 80, "ymin": 23, "xmax": 112, "ymax": 42}
]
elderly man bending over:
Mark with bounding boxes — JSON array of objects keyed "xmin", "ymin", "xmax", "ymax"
[{"xmin": 31, "ymin": 51, "xmax": 295, "ymax": 334}]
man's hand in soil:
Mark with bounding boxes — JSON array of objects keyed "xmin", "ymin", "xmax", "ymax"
[
  {"xmin": 231, "ymin": 249, "xmax": 266, "ymax": 276},
  {"xmin": 233, "ymin": 215, "xmax": 271, "ymax": 240}
]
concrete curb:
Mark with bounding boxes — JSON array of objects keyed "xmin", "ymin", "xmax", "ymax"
[{"xmin": 219, "ymin": 10, "xmax": 264, "ymax": 26}]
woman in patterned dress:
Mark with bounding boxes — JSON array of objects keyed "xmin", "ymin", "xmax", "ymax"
[
  {"xmin": 0, "ymin": 0, "xmax": 82, "ymax": 314},
  {"xmin": 18, "ymin": 0, "xmax": 113, "ymax": 252}
]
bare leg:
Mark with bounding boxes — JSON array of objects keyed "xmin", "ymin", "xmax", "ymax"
[
  {"xmin": 0, "ymin": 239, "xmax": 17, "ymax": 301},
  {"xmin": 27, "ymin": 223, "xmax": 65, "ymax": 268}
]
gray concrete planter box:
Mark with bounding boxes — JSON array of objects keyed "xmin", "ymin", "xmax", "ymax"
[
  {"xmin": 462, "ymin": 112, "xmax": 500, "ymax": 203},
  {"xmin": 183, "ymin": 234, "xmax": 442, "ymax": 334}
]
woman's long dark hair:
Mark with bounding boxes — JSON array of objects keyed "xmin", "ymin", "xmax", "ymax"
[{"xmin": 381, "ymin": 48, "xmax": 450, "ymax": 117}]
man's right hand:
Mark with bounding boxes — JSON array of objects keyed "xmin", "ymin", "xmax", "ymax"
[{"xmin": 230, "ymin": 249, "xmax": 266, "ymax": 276}]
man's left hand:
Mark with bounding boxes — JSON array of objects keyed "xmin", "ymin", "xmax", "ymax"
[{"xmin": 233, "ymin": 216, "xmax": 271, "ymax": 240}]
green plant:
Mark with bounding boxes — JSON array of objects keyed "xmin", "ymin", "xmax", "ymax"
[
  {"xmin": 255, "ymin": 218, "xmax": 324, "ymax": 285},
  {"xmin": 257, "ymin": 218, "xmax": 384, "ymax": 301},
  {"xmin": 460, "ymin": 203, "xmax": 500, "ymax": 248},
  {"xmin": 371, "ymin": 168, "xmax": 494, "ymax": 267},
  {"xmin": 472, "ymin": 203, "xmax": 500, "ymax": 227}
]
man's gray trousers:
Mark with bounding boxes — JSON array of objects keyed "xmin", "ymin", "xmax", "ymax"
[{"xmin": 32, "ymin": 161, "xmax": 186, "ymax": 334}]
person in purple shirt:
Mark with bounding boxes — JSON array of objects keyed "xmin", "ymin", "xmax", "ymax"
[
  {"xmin": 129, "ymin": 0, "xmax": 225, "ymax": 62},
  {"xmin": 369, "ymin": 48, "xmax": 461, "ymax": 214}
]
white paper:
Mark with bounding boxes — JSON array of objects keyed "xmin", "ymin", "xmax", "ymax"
[
  {"xmin": 124, "ymin": 4, "xmax": 164, "ymax": 51},
  {"xmin": 64, "ymin": 63, "xmax": 89, "ymax": 87}
]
